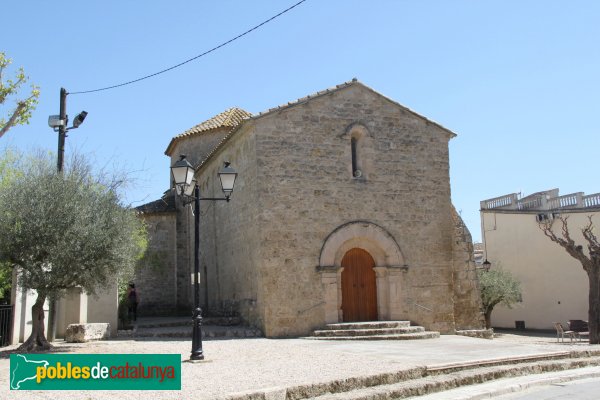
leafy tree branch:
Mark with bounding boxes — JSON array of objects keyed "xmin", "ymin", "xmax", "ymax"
[{"xmin": 0, "ymin": 52, "xmax": 40, "ymax": 138}]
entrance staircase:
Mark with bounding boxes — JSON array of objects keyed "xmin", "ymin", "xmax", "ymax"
[{"xmin": 309, "ymin": 321, "xmax": 439, "ymax": 340}]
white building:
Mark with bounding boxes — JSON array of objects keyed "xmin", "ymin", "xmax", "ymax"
[
  {"xmin": 480, "ymin": 189, "xmax": 600, "ymax": 330},
  {"xmin": 10, "ymin": 282, "xmax": 117, "ymax": 344}
]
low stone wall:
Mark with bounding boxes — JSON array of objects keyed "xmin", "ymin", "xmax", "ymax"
[
  {"xmin": 65, "ymin": 323, "xmax": 110, "ymax": 343},
  {"xmin": 456, "ymin": 329, "xmax": 494, "ymax": 340}
]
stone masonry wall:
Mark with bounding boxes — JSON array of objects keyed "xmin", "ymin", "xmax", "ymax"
[
  {"xmin": 451, "ymin": 206, "xmax": 485, "ymax": 330},
  {"xmin": 136, "ymin": 213, "xmax": 178, "ymax": 315},
  {"xmin": 170, "ymin": 128, "xmax": 230, "ymax": 168},
  {"xmin": 170, "ymin": 130, "xmax": 230, "ymax": 312},
  {"xmin": 195, "ymin": 123, "xmax": 262, "ymax": 326},
  {"xmin": 255, "ymin": 84, "xmax": 457, "ymax": 336}
]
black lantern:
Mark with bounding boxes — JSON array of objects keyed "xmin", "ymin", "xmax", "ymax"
[{"xmin": 170, "ymin": 155, "xmax": 237, "ymax": 361}]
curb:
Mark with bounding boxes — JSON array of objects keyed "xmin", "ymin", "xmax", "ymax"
[
  {"xmin": 220, "ymin": 350, "xmax": 600, "ymax": 400},
  {"xmin": 417, "ymin": 366, "xmax": 600, "ymax": 400}
]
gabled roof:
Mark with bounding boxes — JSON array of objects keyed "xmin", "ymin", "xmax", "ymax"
[
  {"xmin": 165, "ymin": 107, "xmax": 252, "ymax": 156},
  {"xmin": 195, "ymin": 79, "xmax": 457, "ymax": 171},
  {"xmin": 250, "ymin": 79, "xmax": 457, "ymax": 139}
]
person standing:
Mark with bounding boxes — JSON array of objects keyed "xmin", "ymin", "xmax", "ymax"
[{"xmin": 127, "ymin": 283, "xmax": 139, "ymax": 322}]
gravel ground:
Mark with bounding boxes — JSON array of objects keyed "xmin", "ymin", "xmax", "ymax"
[{"xmin": 0, "ymin": 332, "xmax": 596, "ymax": 400}]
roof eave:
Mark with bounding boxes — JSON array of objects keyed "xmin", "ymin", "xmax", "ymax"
[{"xmin": 194, "ymin": 119, "xmax": 253, "ymax": 172}]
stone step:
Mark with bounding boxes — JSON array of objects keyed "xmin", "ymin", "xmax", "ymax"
[
  {"xmin": 324, "ymin": 321, "xmax": 411, "ymax": 330},
  {"xmin": 224, "ymin": 351, "xmax": 600, "ymax": 400},
  {"xmin": 309, "ymin": 356, "xmax": 600, "ymax": 399},
  {"xmin": 306, "ymin": 331, "xmax": 440, "ymax": 341},
  {"xmin": 118, "ymin": 325, "xmax": 262, "ymax": 339},
  {"xmin": 135, "ymin": 316, "xmax": 241, "ymax": 329},
  {"xmin": 314, "ymin": 326, "xmax": 425, "ymax": 337}
]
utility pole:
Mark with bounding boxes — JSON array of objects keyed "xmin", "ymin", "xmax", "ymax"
[
  {"xmin": 45, "ymin": 88, "xmax": 87, "ymax": 341},
  {"xmin": 47, "ymin": 87, "xmax": 68, "ymax": 341},
  {"xmin": 57, "ymin": 88, "xmax": 68, "ymax": 172}
]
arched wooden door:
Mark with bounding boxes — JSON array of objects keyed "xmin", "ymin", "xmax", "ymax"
[{"xmin": 341, "ymin": 248, "xmax": 377, "ymax": 322}]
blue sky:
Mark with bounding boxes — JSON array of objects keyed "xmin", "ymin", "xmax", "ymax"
[{"xmin": 2, "ymin": 1, "xmax": 599, "ymax": 242}]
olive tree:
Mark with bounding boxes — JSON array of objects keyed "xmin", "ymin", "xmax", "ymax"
[
  {"xmin": 477, "ymin": 267, "xmax": 522, "ymax": 329},
  {"xmin": 0, "ymin": 52, "xmax": 40, "ymax": 138},
  {"xmin": 540, "ymin": 215, "xmax": 600, "ymax": 344},
  {"xmin": 0, "ymin": 152, "xmax": 146, "ymax": 351}
]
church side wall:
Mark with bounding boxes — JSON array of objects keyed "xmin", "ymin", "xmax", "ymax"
[
  {"xmin": 170, "ymin": 128, "xmax": 230, "ymax": 170},
  {"xmin": 197, "ymin": 125, "xmax": 262, "ymax": 327},
  {"xmin": 135, "ymin": 213, "xmax": 178, "ymax": 315},
  {"xmin": 451, "ymin": 207, "xmax": 484, "ymax": 330},
  {"xmin": 254, "ymin": 85, "xmax": 457, "ymax": 336},
  {"xmin": 170, "ymin": 131, "xmax": 230, "ymax": 311}
]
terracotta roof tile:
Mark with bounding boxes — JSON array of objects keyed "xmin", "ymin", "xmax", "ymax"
[{"xmin": 165, "ymin": 107, "xmax": 252, "ymax": 156}]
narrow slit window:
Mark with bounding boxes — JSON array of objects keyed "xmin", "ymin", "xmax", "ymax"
[{"xmin": 351, "ymin": 137, "xmax": 358, "ymax": 177}]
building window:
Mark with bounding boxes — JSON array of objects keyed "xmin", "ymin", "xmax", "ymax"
[
  {"xmin": 344, "ymin": 123, "xmax": 370, "ymax": 179},
  {"xmin": 351, "ymin": 137, "xmax": 361, "ymax": 178}
]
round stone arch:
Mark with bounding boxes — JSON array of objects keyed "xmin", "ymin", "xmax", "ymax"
[
  {"xmin": 319, "ymin": 221, "xmax": 405, "ymax": 268},
  {"xmin": 317, "ymin": 221, "xmax": 407, "ymax": 323},
  {"xmin": 339, "ymin": 123, "xmax": 375, "ymax": 180}
]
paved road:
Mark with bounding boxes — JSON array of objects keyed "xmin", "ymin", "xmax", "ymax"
[{"xmin": 496, "ymin": 377, "xmax": 600, "ymax": 399}]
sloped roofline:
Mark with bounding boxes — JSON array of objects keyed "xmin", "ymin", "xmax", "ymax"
[
  {"xmin": 135, "ymin": 191, "xmax": 176, "ymax": 215},
  {"xmin": 195, "ymin": 78, "xmax": 457, "ymax": 172},
  {"xmin": 250, "ymin": 78, "xmax": 457, "ymax": 138},
  {"xmin": 164, "ymin": 107, "xmax": 252, "ymax": 156}
]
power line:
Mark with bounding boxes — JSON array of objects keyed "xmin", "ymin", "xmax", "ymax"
[{"xmin": 70, "ymin": 0, "xmax": 307, "ymax": 95}]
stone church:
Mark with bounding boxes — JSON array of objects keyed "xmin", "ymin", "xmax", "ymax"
[{"xmin": 136, "ymin": 79, "xmax": 483, "ymax": 337}]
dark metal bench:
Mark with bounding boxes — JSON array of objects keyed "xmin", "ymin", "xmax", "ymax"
[{"xmin": 568, "ymin": 320, "xmax": 589, "ymax": 342}]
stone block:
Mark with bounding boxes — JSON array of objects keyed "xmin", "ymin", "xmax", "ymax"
[
  {"xmin": 65, "ymin": 323, "xmax": 110, "ymax": 343},
  {"xmin": 456, "ymin": 329, "xmax": 494, "ymax": 339}
]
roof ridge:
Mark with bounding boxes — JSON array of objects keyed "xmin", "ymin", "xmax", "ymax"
[
  {"xmin": 189, "ymin": 78, "xmax": 457, "ymax": 169},
  {"xmin": 253, "ymin": 78, "xmax": 358, "ymax": 118},
  {"xmin": 248, "ymin": 78, "xmax": 455, "ymax": 138},
  {"xmin": 222, "ymin": 107, "xmax": 250, "ymax": 127},
  {"xmin": 164, "ymin": 107, "xmax": 252, "ymax": 156}
]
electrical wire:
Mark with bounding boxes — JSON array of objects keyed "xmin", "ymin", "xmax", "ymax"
[{"xmin": 70, "ymin": 0, "xmax": 307, "ymax": 95}]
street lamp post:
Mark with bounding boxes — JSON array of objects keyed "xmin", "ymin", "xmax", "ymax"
[
  {"xmin": 481, "ymin": 215, "xmax": 492, "ymax": 271},
  {"xmin": 171, "ymin": 155, "xmax": 237, "ymax": 361}
]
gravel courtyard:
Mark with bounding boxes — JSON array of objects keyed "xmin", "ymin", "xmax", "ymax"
[{"xmin": 0, "ymin": 331, "xmax": 595, "ymax": 400}]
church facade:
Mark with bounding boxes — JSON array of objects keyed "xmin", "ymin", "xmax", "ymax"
[{"xmin": 136, "ymin": 80, "xmax": 483, "ymax": 337}]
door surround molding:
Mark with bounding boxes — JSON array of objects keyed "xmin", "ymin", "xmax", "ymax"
[{"xmin": 317, "ymin": 221, "xmax": 406, "ymax": 323}]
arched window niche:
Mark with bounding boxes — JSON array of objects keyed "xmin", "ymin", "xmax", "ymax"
[{"xmin": 342, "ymin": 123, "xmax": 373, "ymax": 180}]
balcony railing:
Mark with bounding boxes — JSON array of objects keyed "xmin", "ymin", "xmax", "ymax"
[
  {"xmin": 480, "ymin": 193, "xmax": 519, "ymax": 210},
  {"xmin": 548, "ymin": 192, "xmax": 583, "ymax": 210},
  {"xmin": 517, "ymin": 197, "xmax": 542, "ymax": 210},
  {"xmin": 482, "ymin": 191, "xmax": 600, "ymax": 211},
  {"xmin": 583, "ymin": 193, "xmax": 600, "ymax": 208}
]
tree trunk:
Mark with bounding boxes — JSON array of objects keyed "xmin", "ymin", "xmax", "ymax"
[
  {"xmin": 484, "ymin": 308, "xmax": 493, "ymax": 329},
  {"xmin": 17, "ymin": 292, "xmax": 52, "ymax": 352},
  {"xmin": 588, "ymin": 269, "xmax": 600, "ymax": 344}
]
